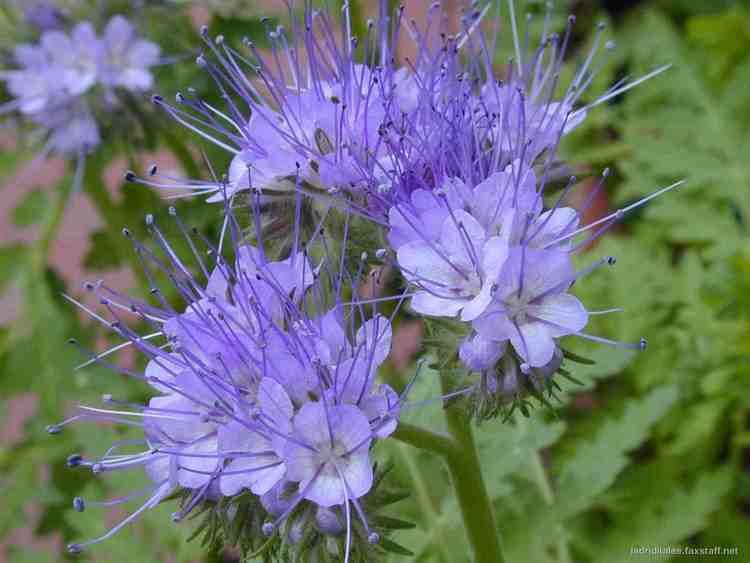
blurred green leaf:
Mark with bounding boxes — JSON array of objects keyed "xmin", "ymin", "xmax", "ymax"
[
  {"xmin": 589, "ymin": 468, "xmax": 733, "ymax": 563},
  {"xmin": 83, "ymin": 230, "xmax": 124, "ymax": 270},
  {"xmin": 12, "ymin": 189, "xmax": 49, "ymax": 227},
  {"xmin": 0, "ymin": 244, "xmax": 26, "ymax": 292},
  {"xmin": 615, "ymin": 9, "xmax": 750, "ymax": 224},
  {"xmin": 686, "ymin": 8, "xmax": 750, "ymax": 84},
  {"xmin": 208, "ymin": 14, "xmax": 276, "ymax": 46},
  {"xmin": 555, "ymin": 386, "xmax": 678, "ymax": 517}
]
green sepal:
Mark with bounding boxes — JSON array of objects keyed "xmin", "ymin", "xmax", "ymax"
[
  {"xmin": 561, "ymin": 347, "xmax": 597, "ymax": 365},
  {"xmin": 377, "ymin": 537, "xmax": 415, "ymax": 556},
  {"xmin": 370, "ymin": 515, "xmax": 418, "ymax": 530}
]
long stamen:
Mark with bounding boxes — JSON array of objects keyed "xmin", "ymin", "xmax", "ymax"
[
  {"xmin": 544, "ymin": 180, "xmax": 685, "ymax": 248},
  {"xmin": 67, "ymin": 482, "xmax": 171, "ymax": 554}
]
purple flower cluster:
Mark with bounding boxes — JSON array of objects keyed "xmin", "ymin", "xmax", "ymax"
[
  {"xmin": 57, "ymin": 206, "xmax": 402, "ymax": 556},
  {"xmin": 1, "ymin": 15, "xmax": 159, "ymax": 155},
  {"xmin": 55, "ymin": 1, "xmax": 680, "ymax": 557},
  {"xmin": 389, "ymin": 161, "xmax": 589, "ymax": 373},
  {"xmin": 141, "ymin": 8, "xmax": 402, "ymax": 208},
  {"xmin": 142, "ymin": 7, "xmax": 586, "ymax": 212},
  {"xmin": 374, "ymin": 9, "xmax": 672, "ymax": 400},
  {"xmin": 371, "ymin": 6, "xmax": 682, "ymax": 418},
  {"xmin": 146, "ymin": 2, "xmax": 674, "ymax": 403},
  {"xmin": 22, "ymin": 1, "xmax": 64, "ymax": 32}
]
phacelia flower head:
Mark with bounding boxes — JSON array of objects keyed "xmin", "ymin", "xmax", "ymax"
[
  {"xmin": 22, "ymin": 1, "xmax": 64, "ymax": 32},
  {"xmin": 54, "ymin": 197, "xmax": 414, "ymax": 560},
  {"xmin": 135, "ymin": 1, "xmax": 680, "ymax": 421},
  {"xmin": 360, "ymin": 3, "xmax": 678, "ymax": 418},
  {"xmin": 98, "ymin": 15, "xmax": 161, "ymax": 91},
  {"xmin": 146, "ymin": 0, "xmax": 665, "ymax": 214},
  {"xmin": 145, "ymin": 4, "xmax": 415, "ymax": 214},
  {"xmin": 1, "ymin": 14, "xmax": 160, "ymax": 159}
]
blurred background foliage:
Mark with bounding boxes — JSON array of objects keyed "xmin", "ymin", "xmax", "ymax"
[{"xmin": 1, "ymin": 0, "xmax": 749, "ymax": 561}]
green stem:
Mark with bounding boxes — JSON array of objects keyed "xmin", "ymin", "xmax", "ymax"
[
  {"xmin": 392, "ymin": 422, "xmax": 457, "ymax": 458},
  {"xmin": 441, "ymin": 373, "xmax": 505, "ymax": 563},
  {"xmin": 529, "ymin": 450, "xmax": 554, "ymax": 505},
  {"xmin": 31, "ymin": 175, "xmax": 74, "ymax": 272},
  {"xmin": 391, "ymin": 383, "xmax": 505, "ymax": 562}
]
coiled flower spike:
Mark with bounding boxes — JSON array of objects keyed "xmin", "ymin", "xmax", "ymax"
[
  {"xmin": 52, "ymin": 188, "xmax": 432, "ymax": 560},
  {"xmin": 128, "ymin": 0, "xmax": 683, "ymax": 418}
]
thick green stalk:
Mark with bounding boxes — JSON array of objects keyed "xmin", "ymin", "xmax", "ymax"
[
  {"xmin": 393, "ymin": 388, "xmax": 505, "ymax": 562},
  {"xmin": 392, "ymin": 422, "xmax": 457, "ymax": 458},
  {"xmin": 441, "ymin": 373, "xmax": 505, "ymax": 563}
]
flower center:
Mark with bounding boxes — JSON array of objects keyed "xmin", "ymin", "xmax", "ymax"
[
  {"xmin": 317, "ymin": 439, "xmax": 348, "ymax": 465},
  {"xmin": 504, "ymin": 294, "xmax": 530, "ymax": 324}
]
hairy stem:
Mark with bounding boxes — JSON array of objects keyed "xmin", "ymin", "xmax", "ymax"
[
  {"xmin": 392, "ymin": 422, "xmax": 457, "ymax": 458},
  {"xmin": 392, "ymin": 377, "xmax": 506, "ymax": 561},
  {"xmin": 393, "ymin": 417, "xmax": 505, "ymax": 561},
  {"xmin": 441, "ymin": 373, "xmax": 505, "ymax": 563}
]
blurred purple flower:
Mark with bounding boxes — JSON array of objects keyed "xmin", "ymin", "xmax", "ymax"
[
  {"xmin": 120, "ymin": 0, "xmax": 681, "ymax": 425},
  {"xmin": 98, "ymin": 15, "xmax": 160, "ymax": 91},
  {"xmin": 1, "ymin": 15, "xmax": 159, "ymax": 159},
  {"xmin": 22, "ymin": 1, "xmax": 64, "ymax": 31}
]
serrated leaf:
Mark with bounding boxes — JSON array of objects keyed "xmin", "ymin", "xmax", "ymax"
[
  {"xmin": 555, "ymin": 386, "xmax": 678, "ymax": 517},
  {"xmin": 685, "ymin": 8, "xmax": 750, "ymax": 84},
  {"xmin": 494, "ymin": 478, "xmax": 562, "ymax": 563},
  {"xmin": 476, "ymin": 411, "xmax": 566, "ymax": 499},
  {"xmin": 616, "ymin": 9, "xmax": 750, "ymax": 224},
  {"xmin": 590, "ymin": 469, "xmax": 733, "ymax": 563},
  {"xmin": 665, "ymin": 398, "xmax": 729, "ymax": 455}
]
